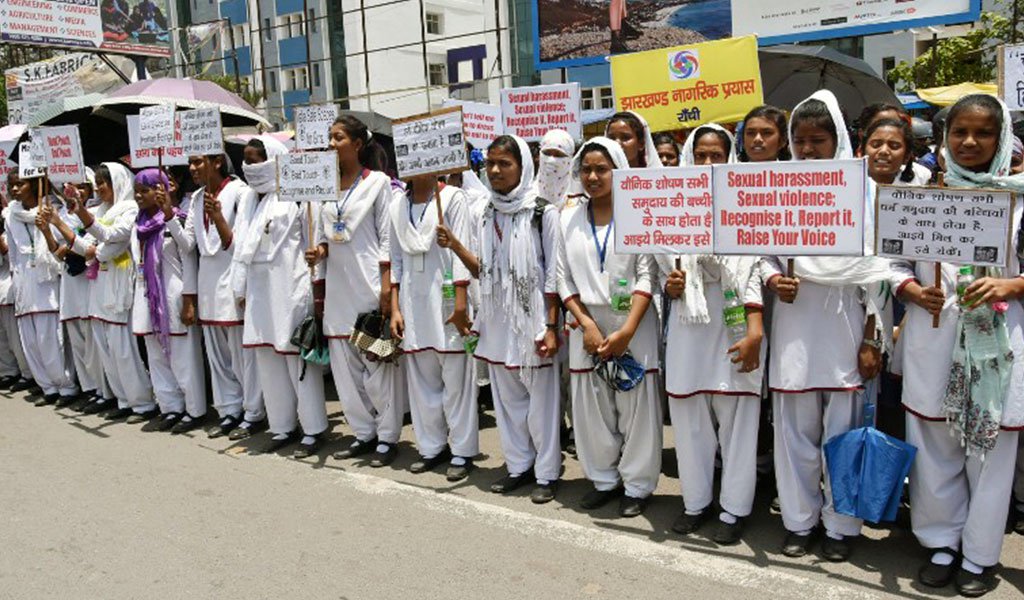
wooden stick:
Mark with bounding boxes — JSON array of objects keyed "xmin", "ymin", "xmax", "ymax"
[
  {"xmin": 932, "ymin": 263, "xmax": 941, "ymax": 328},
  {"xmin": 307, "ymin": 202, "xmax": 315, "ymax": 280},
  {"xmin": 786, "ymin": 258, "xmax": 794, "ymax": 278},
  {"xmin": 434, "ymin": 179, "xmax": 444, "ymax": 225}
]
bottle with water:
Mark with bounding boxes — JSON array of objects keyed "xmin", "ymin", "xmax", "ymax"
[
  {"xmin": 610, "ymin": 278, "xmax": 632, "ymax": 314},
  {"xmin": 956, "ymin": 265, "xmax": 974, "ymax": 306},
  {"xmin": 442, "ymin": 268, "xmax": 456, "ymax": 322},
  {"xmin": 723, "ymin": 289, "xmax": 747, "ymax": 346}
]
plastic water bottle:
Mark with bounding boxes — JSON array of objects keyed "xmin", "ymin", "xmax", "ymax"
[
  {"xmin": 442, "ymin": 268, "xmax": 456, "ymax": 320},
  {"xmin": 723, "ymin": 289, "xmax": 747, "ymax": 345},
  {"xmin": 955, "ymin": 265, "xmax": 974, "ymax": 305},
  {"xmin": 611, "ymin": 278, "xmax": 632, "ymax": 314}
]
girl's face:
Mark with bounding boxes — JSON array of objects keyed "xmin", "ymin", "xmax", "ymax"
[
  {"xmin": 656, "ymin": 142, "xmax": 680, "ymax": 167},
  {"xmin": 135, "ymin": 184, "xmax": 157, "ymax": 212},
  {"xmin": 867, "ymin": 109, "xmax": 902, "ymax": 130},
  {"xmin": 743, "ymin": 116, "xmax": 784, "ymax": 162},
  {"xmin": 96, "ymin": 177, "xmax": 114, "ymax": 204},
  {"xmin": 485, "ymin": 146, "xmax": 522, "ymax": 195},
  {"xmin": 865, "ymin": 125, "xmax": 908, "ymax": 184},
  {"xmin": 606, "ymin": 120, "xmax": 641, "ymax": 167},
  {"xmin": 946, "ymin": 106, "xmax": 1000, "ymax": 172},
  {"xmin": 579, "ymin": 150, "xmax": 614, "ymax": 200},
  {"xmin": 11, "ymin": 177, "xmax": 31, "ymax": 202},
  {"xmin": 792, "ymin": 121, "xmax": 837, "ymax": 160},
  {"xmin": 1012, "ymin": 152, "xmax": 1024, "ymax": 175},
  {"xmin": 243, "ymin": 146, "xmax": 266, "ymax": 165},
  {"xmin": 329, "ymin": 124, "xmax": 362, "ymax": 165},
  {"xmin": 692, "ymin": 133, "xmax": 729, "ymax": 165}
]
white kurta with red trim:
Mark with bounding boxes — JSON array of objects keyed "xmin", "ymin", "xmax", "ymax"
[
  {"xmin": 84, "ymin": 203, "xmax": 138, "ymax": 325},
  {"xmin": 130, "ymin": 199, "xmax": 197, "ymax": 337}
]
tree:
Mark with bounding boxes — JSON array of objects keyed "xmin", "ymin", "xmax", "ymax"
[{"xmin": 196, "ymin": 73, "xmax": 264, "ymax": 109}]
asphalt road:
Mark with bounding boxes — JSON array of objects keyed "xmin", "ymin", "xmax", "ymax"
[{"xmin": 1, "ymin": 389, "xmax": 1023, "ymax": 600}]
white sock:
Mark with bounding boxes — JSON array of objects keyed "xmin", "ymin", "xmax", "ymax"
[
  {"xmin": 220, "ymin": 417, "xmax": 234, "ymax": 427},
  {"xmin": 826, "ymin": 530, "xmax": 844, "ymax": 541},
  {"xmin": 450, "ymin": 456, "xmax": 467, "ymax": 466},
  {"xmin": 238, "ymin": 420, "xmax": 253, "ymax": 430},
  {"xmin": 180, "ymin": 415, "xmax": 193, "ymax": 423},
  {"xmin": 375, "ymin": 443, "xmax": 390, "ymax": 454},
  {"xmin": 301, "ymin": 435, "xmax": 316, "ymax": 445},
  {"xmin": 272, "ymin": 432, "xmax": 290, "ymax": 441},
  {"xmin": 794, "ymin": 528, "xmax": 813, "ymax": 537},
  {"xmin": 719, "ymin": 512, "xmax": 738, "ymax": 525},
  {"xmin": 536, "ymin": 479, "xmax": 550, "ymax": 486},
  {"xmin": 931, "ymin": 551, "xmax": 956, "ymax": 566},
  {"xmin": 962, "ymin": 558, "xmax": 984, "ymax": 575},
  {"xmin": 685, "ymin": 509, "xmax": 705, "ymax": 516}
]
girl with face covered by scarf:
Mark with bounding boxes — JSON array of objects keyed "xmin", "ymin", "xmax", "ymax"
[
  {"xmin": 892, "ymin": 94, "xmax": 1024, "ymax": 596},
  {"xmin": 127, "ymin": 168, "xmax": 207, "ymax": 432},
  {"xmin": 535, "ymin": 129, "xmax": 576, "ymax": 208}
]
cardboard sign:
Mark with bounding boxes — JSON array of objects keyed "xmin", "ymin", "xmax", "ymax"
[
  {"xmin": 294, "ymin": 103, "xmax": 339, "ymax": 150},
  {"xmin": 179, "ymin": 107, "xmax": 224, "ymax": 156},
  {"xmin": 999, "ymin": 43, "xmax": 1024, "ymax": 111},
  {"xmin": 614, "ymin": 166, "xmax": 714, "ymax": 254},
  {"xmin": 138, "ymin": 104, "xmax": 176, "ymax": 150},
  {"xmin": 126, "ymin": 115, "xmax": 187, "ymax": 168},
  {"xmin": 17, "ymin": 141, "xmax": 44, "ymax": 179},
  {"xmin": 392, "ymin": 107, "xmax": 469, "ymax": 179},
  {"xmin": 499, "ymin": 83, "xmax": 582, "ymax": 142},
  {"xmin": 611, "ymin": 36, "xmax": 763, "ymax": 131},
  {"xmin": 713, "ymin": 159, "xmax": 867, "ymax": 256},
  {"xmin": 40, "ymin": 125, "xmax": 85, "ymax": 185},
  {"xmin": 441, "ymin": 99, "xmax": 504, "ymax": 149},
  {"xmin": 876, "ymin": 185, "xmax": 1013, "ymax": 268},
  {"xmin": 276, "ymin": 151, "xmax": 340, "ymax": 203}
]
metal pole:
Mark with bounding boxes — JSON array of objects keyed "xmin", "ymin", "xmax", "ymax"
[
  {"xmin": 1014, "ymin": 0, "xmax": 1020, "ymax": 44},
  {"xmin": 493, "ymin": 0, "xmax": 503, "ymax": 89},
  {"xmin": 360, "ymin": 0, "xmax": 373, "ymax": 111},
  {"xmin": 302, "ymin": 0, "xmax": 314, "ymax": 96},
  {"xmin": 226, "ymin": 19, "xmax": 243, "ymax": 94},
  {"xmin": 253, "ymin": 0, "xmax": 270, "ymax": 99},
  {"xmin": 930, "ymin": 32, "xmax": 938, "ymax": 87},
  {"xmin": 418, "ymin": 0, "xmax": 431, "ymax": 109}
]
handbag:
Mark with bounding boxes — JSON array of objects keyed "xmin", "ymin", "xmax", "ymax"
[
  {"xmin": 289, "ymin": 313, "xmax": 330, "ymax": 380},
  {"xmin": 350, "ymin": 310, "xmax": 401, "ymax": 362},
  {"xmin": 593, "ymin": 351, "xmax": 646, "ymax": 392}
]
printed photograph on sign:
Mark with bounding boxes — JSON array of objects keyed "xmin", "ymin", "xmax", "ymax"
[
  {"xmin": 875, "ymin": 185, "xmax": 1014, "ymax": 268},
  {"xmin": 276, "ymin": 151, "xmax": 340, "ymax": 203},
  {"xmin": 294, "ymin": 104, "xmax": 339, "ymax": 150},
  {"xmin": 614, "ymin": 166, "xmax": 714, "ymax": 255},
  {"xmin": 392, "ymin": 108, "xmax": 469, "ymax": 180},
  {"xmin": 712, "ymin": 158, "xmax": 867, "ymax": 256}
]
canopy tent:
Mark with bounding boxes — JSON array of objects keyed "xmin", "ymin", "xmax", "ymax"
[{"xmin": 915, "ymin": 82, "xmax": 998, "ymax": 107}]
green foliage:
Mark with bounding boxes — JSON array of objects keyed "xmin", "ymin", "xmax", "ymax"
[{"xmin": 196, "ymin": 73, "xmax": 264, "ymax": 108}]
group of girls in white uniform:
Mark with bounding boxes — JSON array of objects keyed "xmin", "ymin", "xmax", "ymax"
[{"xmin": 4, "ymin": 91, "xmax": 1024, "ymax": 597}]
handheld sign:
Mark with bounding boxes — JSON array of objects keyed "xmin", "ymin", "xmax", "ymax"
[
  {"xmin": 441, "ymin": 99, "xmax": 504, "ymax": 148},
  {"xmin": 392, "ymin": 106, "xmax": 469, "ymax": 180},
  {"xmin": 138, "ymin": 104, "xmax": 176, "ymax": 150},
  {"xmin": 875, "ymin": 185, "xmax": 1014, "ymax": 268},
  {"xmin": 17, "ymin": 141, "xmax": 44, "ymax": 179},
  {"xmin": 39, "ymin": 125, "xmax": 85, "ymax": 185},
  {"xmin": 999, "ymin": 43, "xmax": 1024, "ymax": 111},
  {"xmin": 713, "ymin": 159, "xmax": 868, "ymax": 256},
  {"xmin": 179, "ymin": 107, "xmax": 224, "ymax": 156},
  {"xmin": 499, "ymin": 83, "xmax": 582, "ymax": 142},
  {"xmin": 614, "ymin": 166, "xmax": 714, "ymax": 254},
  {"xmin": 294, "ymin": 104, "xmax": 339, "ymax": 151},
  {"xmin": 276, "ymin": 151, "xmax": 340, "ymax": 203},
  {"xmin": 126, "ymin": 115, "xmax": 187, "ymax": 168}
]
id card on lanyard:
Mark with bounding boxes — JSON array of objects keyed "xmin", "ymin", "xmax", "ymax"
[
  {"xmin": 588, "ymin": 203, "xmax": 613, "ymax": 289},
  {"xmin": 409, "ymin": 198, "xmax": 431, "ymax": 272},
  {"xmin": 333, "ymin": 172, "xmax": 364, "ymax": 242}
]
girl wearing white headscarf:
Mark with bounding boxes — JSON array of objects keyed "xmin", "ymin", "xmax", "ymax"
[
  {"xmin": 52, "ymin": 162, "xmax": 153, "ymax": 420},
  {"xmin": 0, "ymin": 182, "xmax": 32, "ymax": 392},
  {"xmin": 7, "ymin": 173, "xmax": 78, "ymax": 403},
  {"xmin": 557, "ymin": 137, "xmax": 661, "ymax": 517},
  {"xmin": 535, "ymin": 129, "xmax": 576, "ymax": 208},
  {"xmin": 661, "ymin": 125, "xmax": 765, "ymax": 545},
  {"xmin": 474, "ymin": 134, "xmax": 563, "ymax": 503},
  {"xmin": 605, "ymin": 111, "xmax": 664, "ymax": 169},
  {"xmin": 759, "ymin": 90, "xmax": 903, "ymax": 561},
  {"xmin": 894, "ymin": 95, "xmax": 1024, "ymax": 596}
]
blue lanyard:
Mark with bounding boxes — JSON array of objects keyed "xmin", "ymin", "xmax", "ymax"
[
  {"xmin": 587, "ymin": 202, "xmax": 612, "ymax": 272},
  {"xmin": 335, "ymin": 171, "xmax": 364, "ymax": 220},
  {"xmin": 407, "ymin": 196, "xmax": 431, "ymax": 227}
]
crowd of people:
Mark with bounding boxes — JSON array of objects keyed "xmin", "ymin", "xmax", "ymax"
[{"xmin": 4, "ymin": 90, "xmax": 1024, "ymax": 597}]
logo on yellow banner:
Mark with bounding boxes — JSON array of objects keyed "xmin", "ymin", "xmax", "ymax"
[{"xmin": 669, "ymin": 50, "xmax": 700, "ymax": 81}]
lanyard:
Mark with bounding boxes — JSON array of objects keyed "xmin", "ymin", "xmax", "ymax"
[
  {"xmin": 23, "ymin": 223, "xmax": 34, "ymax": 255},
  {"xmin": 336, "ymin": 171, "xmax": 364, "ymax": 221},
  {"xmin": 587, "ymin": 202, "xmax": 612, "ymax": 272},
  {"xmin": 407, "ymin": 196, "xmax": 431, "ymax": 227}
]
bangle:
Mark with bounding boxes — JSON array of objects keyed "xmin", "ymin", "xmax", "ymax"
[
  {"xmin": 861, "ymin": 338, "xmax": 882, "ymax": 350},
  {"xmin": 545, "ymin": 323, "xmax": 559, "ymax": 330}
]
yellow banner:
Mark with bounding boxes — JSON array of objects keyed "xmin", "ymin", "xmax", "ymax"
[{"xmin": 611, "ymin": 36, "xmax": 764, "ymax": 132}]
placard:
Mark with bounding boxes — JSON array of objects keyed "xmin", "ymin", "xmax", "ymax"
[
  {"xmin": 276, "ymin": 151, "xmax": 341, "ymax": 203},
  {"xmin": 392, "ymin": 107, "xmax": 469, "ymax": 179},
  {"xmin": 499, "ymin": 83, "xmax": 582, "ymax": 142},
  {"xmin": 713, "ymin": 159, "xmax": 867, "ymax": 256},
  {"xmin": 40, "ymin": 125, "xmax": 85, "ymax": 185},
  {"xmin": 294, "ymin": 104, "xmax": 339, "ymax": 150},
  {"xmin": 614, "ymin": 166, "xmax": 713, "ymax": 255},
  {"xmin": 875, "ymin": 185, "xmax": 1013, "ymax": 268},
  {"xmin": 179, "ymin": 107, "xmax": 224, "ymax": 156},
  {"xmin": 999, "ymin": 43, "xmax": 1024, "ymax": 111},
  {"xmin": 138, "ymin": 104, "xmax": 176, "ymax": 150},
  {"xmin": 126, "ymin": 115, "xmax": 187, "ymax": 168},
  {"xmin": 17, "ymin": 141, "xmax": 44, "ymax": 179},
  {"xmin": 441, "ymin": 99, "xmax": 504, "ymax": 149}
]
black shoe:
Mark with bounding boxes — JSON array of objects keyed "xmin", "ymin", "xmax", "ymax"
[
  {"xmin": 170, "ymin": 414, "xmax": 205, "ymax": 435},
  {"xmin": 580, "ymin": 486, "xmax": 624, "ymax": 510},
  {"xmin": 0, "ymin": 375, "xmax": 19, "ymax": 390},
  {"xmin": 126, "ymin": 409, "xmax": 159, "ymax": 424},
  {"xmin": 821, "ymin": 535, "xmax": 852, "ymax": 562},
  {"xmin": 712, "ymin": 518, "xmax": 745, "ymax": 546},
  {"xmin": 781, "ymin": 530, "xmax": 814, "ymax": 558},
  {"xmin": 333, "ymin": 437, "xmax": 378, "ymax": 460},
  {"xmin": 491, "ymin": 469, "xmax": 534, "ymax": 494},
  {"xmin": 770, "ymin": 496, "xmax": 781, "ymax": 513},
  {"xmin": 71, "ymin": 395, "xmax": 96, "ymax": 413},
  {"xmin": 610, "ymin": 30, "xmax": 631, "ymax": 55},
  {"xmin": 54, "ymin": 394, "xmax": 79, "ymax": 408},
  {"xmin": 918, "ymin": 549, "xmax": 959, "ymax": 588},
  {"xmin": 955, "ymin": 566, "xmax": 997, "ymax": 597},
  {"xmin": 154, "ymin": 412, "xmax": 183, "ymax": 432},
  {"xmin": 445, "ymin": 459, "xmax": 474, "ymax": 482},
  {"xmin": 621, "ymin": 17, "xmax": 642, "ymax": 40},
  {"xmin": 9, "ymin": 378, "xmax": 36, "ymax": 393},
  {"xmin": 531, "ymin": 481, "xmax": 557, "ymax": 504},
  {"xmin": 254, "ymin": 431, "xmax": 298, "ymax": 455},
  {"xmin": 207, "ymin": 414, "xmax": 242, "ymax": 439},
  {"xmin": 369, "ymin": 443, "xmax": 398, "ymax": 468},
  {"xmin": 34, "ymin": 393, "xmax": 59, "ymax": 407},
  {"xmin": 104, "ymin": 407, "xmax": 134, "ymax": 421},
  {"xmin": 293, "ymin": 434, "xmax": 323, "ymax": 459},
  {"xmin": 671, "ymin": 508, "xmax": 710, "ymax": 535},
  {"xmin": 83, "ymin": 397, "xmax": 114, "ymax": 415},
  {"xmin": 619, "ymin": 495, "xmax": 648, "ymax": 518},
  {"xmin": 228, "ymin": 418, "xmax": 268, "ymax": 441},
  {"xmin": 410, "ymin": 447, "xmax": 452, "ymax": 474}
]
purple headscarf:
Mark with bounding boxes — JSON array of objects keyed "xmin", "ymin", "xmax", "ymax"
[{"xmin": 134, "ymin": 168, "xmax": 178, "ymax": 359}]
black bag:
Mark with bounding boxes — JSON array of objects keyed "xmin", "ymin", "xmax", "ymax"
[
  {"xmin": 289, "ymin": 314, "xmax": 330, "ymax": 380},
  {"xmin": 63, "ymin": 252, "xmax": 87, "ymax": 277},
  {"xmin": 351, "ymin": 310, "xmax": 401, "ymax": 362}
]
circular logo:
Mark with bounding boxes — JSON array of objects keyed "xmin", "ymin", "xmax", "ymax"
[{"xmin": 669, "ymin": 50, "xmax": 699, "ymax": 79}]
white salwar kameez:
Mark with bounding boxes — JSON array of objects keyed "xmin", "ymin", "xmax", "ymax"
[
  {"xmin": 167, "ymin": 179, "xmax": 264, "ymax": 423},
  {"xmin": 557, "ymin": 207, "xmax": 662, "ymax": 498},
  {"xmin": 390, "ymin": 185, "xmax": 478, "ymax": 460},
  {"xmin": 59, "ymin": 212, "xmax": 103, "ymax": 395},
  {"xmin": 0, "ymin": 234, "xmax": 30, "ymax": 380},
  {"xmin": 318, "ymin": 170, "xmax": 404, "ymax": 445}
]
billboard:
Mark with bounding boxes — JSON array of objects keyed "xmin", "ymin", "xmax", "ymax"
[
  {"xmin": 0, "ymin": 0, "xmax": 172, "ymax": 57},
  {"xmin": 5, "ymin": 53, "xmax": 131, "ymax": 125},
  {"xmin": 533, "ymin": 0, "xmax": 980, "ymax": 70}
]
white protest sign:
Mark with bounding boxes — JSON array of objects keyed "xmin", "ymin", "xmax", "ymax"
[
  {"xmin": 17, "ymin": 141, "xmax": 44, "ymax": 179},
  {"xmin": 500, "ymin": 82, "xmax": 582, "ymax": 142},
  {"xmin": 0, "ymin": 141, "xmax": 17, "ymax": 197},
  {"xmin": 392, "ymin": 107, "xmax": 469, "ymax": 179},
  {"xmin": 712, "ymin": 158, "xmax": 867, "ymax": 256},
  {"xmin": 40, "ymin": 125, "xmax": 85, "ymax": 185},
  {"xmin": 276, "ymin": 151, "xmax": 340, "ymax": 203},
  {"xmin": 1000, "ymin": 43, "xmax": 1024, "ymax": 111},
  {"xmin": 179, "ymin": 107, "xmax": 224, "ymax": 156},
  {"xmin": 138, "ymin": 104, "xmax": 176, "ymax": 150},
  {"xmin": 126, "ymin": 115, "xmax": 187, "ymax": 168},
  {"xmin": 614, "ymin": 166, "xmax": 713, "ymax": 254},
  {"xmin": 294, "ymin": 103, "xmax": 338, "ymax": 150},
  {"xmin": 875, "ymin": 185, "xmax": 1013, "ymax": 268},
  {"xmin": 441, "ymin": 99, "xmax": 504, "ymax": 148}
]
